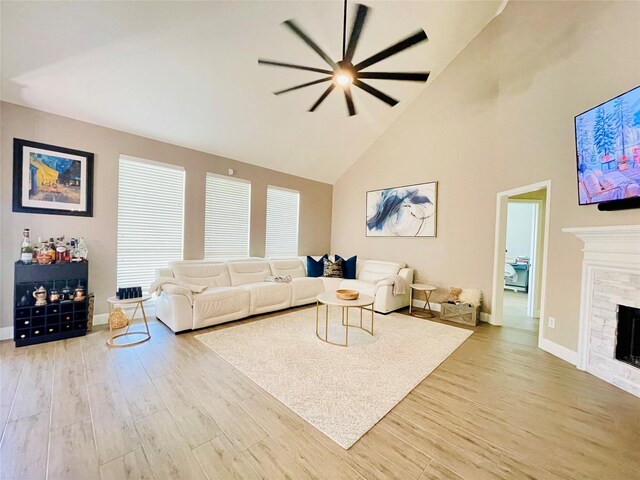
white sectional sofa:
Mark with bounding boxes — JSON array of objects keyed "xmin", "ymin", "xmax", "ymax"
[{"xmin": 155, "ymin": 257, "xmax": 413, "ymax": 332}]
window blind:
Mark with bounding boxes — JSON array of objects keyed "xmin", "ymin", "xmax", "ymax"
[
  {"xmin": 205, "ymin": 173, "xmax": 251, "ymax": 259},
  {"xmin": 265, "ymin": 186, "xmax": 299, "ymax": 258},
  {"xmin": 117, "ymin": 156, "xmax": 185, "ymax": 288}
]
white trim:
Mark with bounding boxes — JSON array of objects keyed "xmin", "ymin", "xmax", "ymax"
[
  {"xmin": 491, "ymin": 181, "xmax": 551, "ymax": 355},
  {"xmin": 539, "ymin": 338, "xmax": 578, "ymax": 365},
  {"xmin": 1, "ymin": 326, "xmax": 14, "ymax": 341},
  {"xmin": 562, "ymin": 225, "xmax": 640, "ymax": 371}
]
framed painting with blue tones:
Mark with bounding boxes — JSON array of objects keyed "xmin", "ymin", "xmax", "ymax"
[
  {"xmin": 13, "ymin": 139, "xmax": 94, "ymax": 217},
  {"xmin": 366, "ymin": 181, "xmax": 437, "ymax": 237}
]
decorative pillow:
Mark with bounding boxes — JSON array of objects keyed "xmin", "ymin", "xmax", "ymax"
[
  {"xmin": 323, "ymin": 258, "xmax": 344, "ymax": 278},
  {"xmin": 307, "ymin": 255, "xmax": 327, "ymax": 277},
  {"xmin": 600, "ymin": 171, "xmax": 628, "ymax": 190},
  {"xmin": 336, "ymin": 255, "xmax": 357, "ymax": 279}
]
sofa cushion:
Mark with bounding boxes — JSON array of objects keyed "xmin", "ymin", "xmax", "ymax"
[
  {"xmin": 269, "ymin": 258, "xmax": 306, "ymax": 278},
  {"xmin": 307, "ymin": 255, "xmax": 327, "ymax": 277},
  {"xmin": 227, "ymin": 261, "xmax": 272, "ymax": 286},
  {"xmin": 290, "ymin": 277, "xmax": 324, "ymax": 306},
  {"xmin": 240, "ymin": 282, "xmax": 291, "ymax": 315},
  {"xmin": 323, "ymin": 257, "xmax": 343, "ymax": 278},
  {"xmin": 336, "ymin": 255, "xmax": 357, "ymax": 279},
  {"xmin": 192, "ymin": 287, "xmax": 250, "ymax": 328},
  {"xmin": 358, "ymin": 260, "xmax": 405, "ymax": 283},
  {"xmin": 320, "ymin": 277, "xmax": 342, "ymax": 293},
  {"xmin": 339, "ymin": 279, "xmax": 377, "ymax": 297},
  {"xmin": 171, "ymin": 262, "xmax": 231, "ymax": 288}
]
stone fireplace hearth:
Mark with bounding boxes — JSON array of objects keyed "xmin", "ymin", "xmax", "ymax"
[{"xmin": 564, "ymin": 225, "xmax": 640, "ymax": 398}]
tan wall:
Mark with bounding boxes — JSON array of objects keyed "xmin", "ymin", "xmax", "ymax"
[
  {"xmin": 0, "ymin": 102, "xmax": 332, "ymax": 326},
  {"xmin": 331, "ymin": 1, "xmax": 640, "ymax": 351}
]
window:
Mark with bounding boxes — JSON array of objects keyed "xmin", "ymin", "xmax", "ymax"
[
  {"xmin": 265, "ymin": 186, "xmax": 299, "ymax": 257},
  {"xmin": 205, "ymin": 173, "xmax": 251, "ymax": 259},
  {"xmin": 117, "ymin": 156, "xmax": 185, "ymax": 288}
]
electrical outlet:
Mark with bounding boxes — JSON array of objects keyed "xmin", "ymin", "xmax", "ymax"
[{"xmin": 548, "ymin": 316, "xmax": 556, "ymax": 329}]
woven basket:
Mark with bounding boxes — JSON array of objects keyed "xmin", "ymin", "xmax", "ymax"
[{"xmin": 109, "ymin": 306, "xmax": 130, "ymax": 329}]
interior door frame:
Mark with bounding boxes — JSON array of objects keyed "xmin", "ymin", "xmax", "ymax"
[
  {"xmin": 506, "ymin": 198, "xmax": 543, "ymax": 317},
  {"xmin": 491, "ymin": 180, "xmax": 551, "ymax": 349}
]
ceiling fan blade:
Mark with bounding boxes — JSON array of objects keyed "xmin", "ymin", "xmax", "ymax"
[
  {"xmin": 357, "ymin": 71, "xmax": 430, "ymax": 82},
  {"xmin": 353, "ymin": 79, "xmax": 398, "ymax": 106},
  {"xmin": 309, "ymin": 84, "xmax": 336, "ymax": 112},
  {"xmin": 344, "ymin": 3, "xmax": 370, "ymax": 62},
  {"xmin": 274, "ymin": 77, "xmax": 332, "ymax": 95},
  {"xmin": 283, "ymin": 20, "xmax": 337, "ymax": 69},
  {"xmin": 344, "ymin": 87, "xmax": 356, "ymax": 116},
  {"xmin": 354, "ymin": 29, "xmax": 428, "ymax": 71},
  {"xmin": 258, "ymin": 59, "xmax": 332, "ymax": 75}
]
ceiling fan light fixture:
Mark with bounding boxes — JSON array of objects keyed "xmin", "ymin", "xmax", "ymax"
[{"xmin": 334, "ymin": 70, "xmax": 353, "ymax": 86}]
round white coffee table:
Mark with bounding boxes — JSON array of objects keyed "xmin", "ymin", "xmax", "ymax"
[
  {"xmin": 106, "ymin": 294, "xmax": 152, "ymax": 347},
  {"xmin": 315, "ymin": 292, "xmax": 375, "ymax": 347},
  {"xmin": 409, "ymin": 284, "xmax": 437, "ymax": 318}
]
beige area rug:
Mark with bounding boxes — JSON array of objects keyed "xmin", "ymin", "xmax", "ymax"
[{"xmin": 195, "ymin": 307, "xmax": 472, "ymax": 449}]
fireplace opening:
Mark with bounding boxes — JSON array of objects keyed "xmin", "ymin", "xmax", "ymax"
[{"xmin": 615, "ymin": 304, "xmax": 640, "ymax": 369}]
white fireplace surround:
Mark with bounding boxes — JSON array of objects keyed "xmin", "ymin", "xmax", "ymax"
[{"xmin": 564, "ymin": 224, "xmax": 640, "ymax": 397}]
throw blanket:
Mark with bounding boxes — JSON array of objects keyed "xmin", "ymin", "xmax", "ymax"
[
  {"xmin": 149, "ymin": 277, "xmax": 207, "ymax": 296},
  {"xmin": 376, "ymin": 275, "xmax": 407, "ymax": 295},
  {"xmin": 265, "ymin": 275, "xmax": 292, "ymax": 283}
]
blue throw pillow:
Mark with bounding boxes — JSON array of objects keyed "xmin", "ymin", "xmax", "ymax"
[
  {"xmin": 307, "ymin": 255, "xmax": 328, "ymax": 277},
  {"xmin": 336, "ymin": 255, "xmax": 357, "ymax": 279}
]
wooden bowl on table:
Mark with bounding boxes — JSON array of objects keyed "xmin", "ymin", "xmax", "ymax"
[{"xmin": 335, "ymin": 289, "xmax": 359, "ymax": 300}]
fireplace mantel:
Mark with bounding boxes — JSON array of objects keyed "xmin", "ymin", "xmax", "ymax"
[{"xmin": 564, "ymin": 224, "xmax": 640, "ymax": 396}]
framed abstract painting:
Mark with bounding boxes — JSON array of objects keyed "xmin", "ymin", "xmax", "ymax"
[
  {"xmin": 12, "ymin": 138, "xmax": 94, "ymax": 217},
  {"xmin": 366, "ymin": 181, "xmax": 437, "ymax": 237}
]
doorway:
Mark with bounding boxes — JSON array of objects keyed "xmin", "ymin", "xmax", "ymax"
[{"xmin": 491, "ymin": 181, "xmax": 550, "ymax": 345}]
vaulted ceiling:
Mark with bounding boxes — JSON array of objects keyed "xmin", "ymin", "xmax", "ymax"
[{"xmin": 1, "ymin": 1, "xmax": 504, "ymax": 184}]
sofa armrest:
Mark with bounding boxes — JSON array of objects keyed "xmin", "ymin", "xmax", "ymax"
[
  {"xmin": 398, "ymin": 268, "xmax": 414, "ymax": 284},
  {"xmin": 160, "ymin": 284, "xmax": 194, "ymax": 305}
]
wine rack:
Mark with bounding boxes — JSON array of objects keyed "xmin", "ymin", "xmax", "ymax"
[{"xmin": 14, "ymin": 261, "xmax": 89, "ymax": 347}]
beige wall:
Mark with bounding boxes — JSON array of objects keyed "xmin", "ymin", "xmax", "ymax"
[
  {"xmin": 0, "ymin": 102, "xmax": 332, "ymax": 326},
  {"xmin": 331, "ymin": 1, "xmax": 640, "ymax": 351}
]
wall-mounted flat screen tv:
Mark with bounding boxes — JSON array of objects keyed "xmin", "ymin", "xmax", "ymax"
[{"xmin": 575, "ymin": 85, "xmax": 640, "ymax": 206}]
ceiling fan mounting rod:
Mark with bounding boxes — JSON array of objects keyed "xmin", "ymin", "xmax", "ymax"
[{"xmin": 342, "ymin": 0, "xmax": 348, "ymax": 59}]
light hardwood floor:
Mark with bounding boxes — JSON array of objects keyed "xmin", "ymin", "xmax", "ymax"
[{"xmin": 1, "ymin": 306, "xmax": 639, "ymax": 479}]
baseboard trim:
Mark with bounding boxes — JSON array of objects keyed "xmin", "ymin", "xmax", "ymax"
[
  {"xmin": 539, "ymin": 338, "xmax": 578, "ymax": 366},
  {"xmin": 1, "ymin": 326, "xmax": 14, "ymax": 341},
  {"xmin": 411, "ymin": 300, "xmax": 441, "ymax": 312},
  {"xmin": 93, "ymin": 304, "xmax": 156, "ymax": 327}
]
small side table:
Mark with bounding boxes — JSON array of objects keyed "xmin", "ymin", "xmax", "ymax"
[
  {"xmin": 106, "ymin": 294, "xmax": 152, "ymax": 347},
  {"xmin": 409, "ymin": 284, "xmax": 437, "ymax": 318}
]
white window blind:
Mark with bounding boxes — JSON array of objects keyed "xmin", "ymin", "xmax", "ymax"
[
  {"xmin": 205, "ymin": 173, "xmax": 251, "ymax": 259},
  {"xmin": 265, "ymin": 186, "xmax": 299, "ymax": 257},
  {"xmin": 117, "ymin": 156, "xmax": 185, "ymax": 288}
]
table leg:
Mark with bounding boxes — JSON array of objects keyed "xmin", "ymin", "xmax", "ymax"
[
  {"xmin": 325, "ymin": 303, "xmax": 329, "ymax": 342},
  {"xmin": 315, "ymin": 300, "xmax": 319, "ymax": 338},
  {"xmin": 140, "ymin": 302, "xmax": 151, "ymax": 339},
  {"xmin": 345, "ymin": 307, "xmax": 348, "ymax": 346},
  {"xmin": 409, "ymin": 287, "xmax": 413, "ymax": 314}
]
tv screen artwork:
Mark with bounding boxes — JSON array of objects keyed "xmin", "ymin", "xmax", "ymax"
[{"xmin": 575, "ymin": 85, "xmax": 640, "ymax": 205}]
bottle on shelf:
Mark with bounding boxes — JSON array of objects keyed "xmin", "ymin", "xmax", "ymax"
[
  {"xmin": 55, "ymin": 238, "xmax": 66, "ymax": 264},
  {"xmin": 48, "ymin": 238, "xmax": 56, "ymax": 264},
  {"xmin": 20, "ymin": 229, "xmax": 33, "ymax": 265},
  {"xmin": 32, "ymin": 236, "xmax": 41, "ymax": 262},
  {"xmin": 77, "ymin": 237, "xmax": 88, "ymax": 261},
  {"xmin": 64, "ymin": 242, "xmax": 71, "ymax": 263}
]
